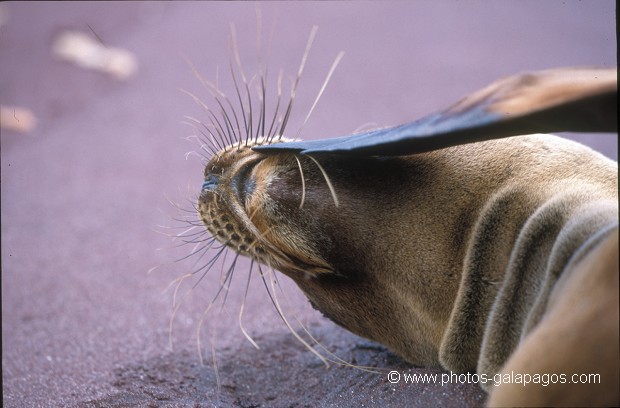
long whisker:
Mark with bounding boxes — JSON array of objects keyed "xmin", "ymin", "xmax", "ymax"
[
  {"xmin": 167, "ymin": 272, "xmax": 194, "ymax": 351},
  {"xmin": 196, "ymin": 252, "xmax": 233, "ymax": 365},
  {"xmin": 196, "ymin": 300, "xmax": 216, "ymax": 366},
  {"xmin": 181, "ymin": 129, "xmax": 218, "ymax": 158},
  {"xmin": 277, "ymin": 25, "xmax": 318, "ymax": 139},
  {"xmin": 219, "ymin": 251, "xmax": 241, "ymax": 308},
  {"xmin": 306, "ymin": 155, "xmax": 339, "ymax": 207},
  {"xmin": 238, "ymin": 259, "xmax": 260, "ymax": 349},
  {"xmin": 255, "ymin": 9, "xmax": 267, "ymax": 143},
  {"xmin": 230, "ymin": 24, "xmax": 254, "ymax": 147},
  {"xmin": 266, "ymin": 70, "xmax": 284, "ymax": 143},
  {"xmin": 191, "ymin": 244, "xmax": 229, "ymax": 288},
  {"xmin": 172, "ymin": 239, "xmax": 213, "ymax": 264},
  {"xmin": 258, "ymin": 263, "xmax": 330, "ymax": 367},
  {"xmin": 227, "ymin": 31, "xmax": 250, "ymax": 147},
  {"xmin": 271, "ymin": 271, "xmax": 381, "ymax": 373},
  {"xmin": 180, "ymin": 94, "xmax": 230, "ymax": 151},
  {"xmin": 296, "ymin": 51, "xmax": 345, "ymax": 138},
  {"xmin": 184, "ymin": 56, "xmax": 244, "ymax": 146},
  {"xmin": 182, "ymin": 114, "xmax": 224, "ymax": 153},
  {"xmin": 294, "ymin": 155, "xmax": 306, "ymax": 209},
  {"xmin": 210, "ymin": 323, "xmax": 221, "ymax": 392}
]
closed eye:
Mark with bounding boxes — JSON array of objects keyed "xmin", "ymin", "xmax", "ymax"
[{"xmin": 232, "ymin": 159, "xmax": 260, "ymax": 206}]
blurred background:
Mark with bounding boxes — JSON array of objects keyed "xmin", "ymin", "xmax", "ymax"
[{"xmin": 2, "ymin": 2, "xmax": 616, "ymax": 406}]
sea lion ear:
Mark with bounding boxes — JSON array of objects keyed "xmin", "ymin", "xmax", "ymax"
[{"xmin": 254, "ymin": 67, "xmax": 617, "ymax": 157}]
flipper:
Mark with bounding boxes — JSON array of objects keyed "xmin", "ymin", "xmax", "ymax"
[{"xmin": 253, "ymin": 67, "xmax": 617, "ymax": 157}]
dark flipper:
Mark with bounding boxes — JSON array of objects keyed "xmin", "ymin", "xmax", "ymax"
[{"xmin": 254, "ymin": 67, "xmax": 617, "ymax": 157}]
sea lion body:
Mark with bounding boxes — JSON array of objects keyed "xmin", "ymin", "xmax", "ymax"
[{"xmin": 198, "ymin": 133, "xmax": 618, "ymax": 405}]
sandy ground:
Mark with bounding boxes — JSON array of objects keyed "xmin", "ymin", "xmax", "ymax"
[{"xmin": 1, "ymin": 2, "xmax": 616, "ymax": 407}]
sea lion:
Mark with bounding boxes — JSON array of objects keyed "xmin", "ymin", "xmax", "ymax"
[{"xmin": 193, "ymin": 67, "xmax": 618, "ymax": 406}]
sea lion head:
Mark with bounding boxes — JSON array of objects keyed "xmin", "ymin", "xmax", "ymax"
[
  {"xmin": 197, "ymin": 136, "xmax": 452, "ymax": 365},
  {"xmin": 198, "ymin": 137, "xmax": 336, "ymax": 278}
]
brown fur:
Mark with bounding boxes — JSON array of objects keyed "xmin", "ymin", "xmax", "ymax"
[
  {"xmin": 488, "ymin": 226, "xmax": 619, "ymax": 406},
  {"xmin": 450, "ymin": 67, "xmax": 616, "ymax": 117},
  {"xmin": 198, "ymin": 134, "xmax": 618, "ymax": 405}
]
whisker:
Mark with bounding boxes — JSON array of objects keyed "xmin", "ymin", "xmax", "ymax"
[
  {"xmin": 195, "ymin": 251, "xmax": 237, "ymax": 366},
  {"xmin": 203, "ymin": 86, "xmax": 241, "ymax": 148},
  {"xmin": 259, "ymin": 263, "xmax": 330, "ymax": 367},
  {"xmin": 272, "ymin": 271, "xmax": 381, "ymax": 373},
  {"xmin": 181, "ymin": 132, "xmax": 216, "ymax": 159},
  {"xmin": 172, "ymin": 240, "xmax": 212, "ymax": 264},
  {"xmin": 210, "ymin": 323, "xmax": 221, "ymax": 392},
  {"xmin": 266, "ymin": 70, "xmax": 284, "ymax": 143},
  {"xmin": 173, "ymin": 226, "xmax": 210, "ymax": 240},
  {"xmin": 294, "ymin": 155, "xmax": 306, "ymax": 209},
  {"xmin": 296, "ymin": 51, "xmax": 345, "ymax": 138},
  {"xmin": 165, "ymin": 272, "xmax": 193, "ymax": 300},
  {"xmin": 184, "ymin": 56, "xmax": 244, "ymax": 147},
  {"xmin": 227, "ymin": 32, "xmax": 250, "ymax": 147},
  {"xmin": 188, "ymin": 241, "xmax": 219, "ymax": 268},
  {"xmin": 218, "ymin": 251, "xmax": 241, "ymax": 308},
  {"xmin": 307, "ymin": 155, "xmax": 339, "ymax": 207},
  {"xmin": 255, "ymin": 77, "xmax": 267, "ymax": 143},
  {"xmin": 278, "ymin": 25, "xmax": 318, "ymax": 139},
  {"xmin": 196, "ymin": 298, "xmax": 215, "ymax": 366},
  {"xmin": 147, "ymin": 264, "xmax": 163, "ymax": 275},
  {"xmin": 181, "ymin": 129, "xmax": 218, "ymax": 159},
  {"xmin": 230, "ymin": 24, "xmax": 254, "ymax": 147},
  {"xmin": 182, "ymin": 112, "xmax": 226, "ymax": 153},
  {"xmin": 255, "ymin": 10, "xmax": 267, "ymax": 143},
  {"xmin": 184, "ymin": 150, "xmax": 204, "ymax": 162},
  {"xmin": 177, "ymin": 234, "xmax": 215, "ymax": 246},
  {"xmin": 190, "ymin": 244, "xmax": 229, "ymax": 288},
  {"xmin": 200, "ymin": 104, "xmax": 235, "ymax": 150},
  {"xmin": 167, "ymin": 272, "xmax": 194, "ymax": 351},
  {"xmin": 159, "ymin": 220, "xmax": 202, "ymax": 233},
  {"xmin": 351, "ymin": 122, "xmax": 380, "ymax": 134},
  {"xmin": 238, "ymin": 259, "xmax": 260, "ymax": 349}
]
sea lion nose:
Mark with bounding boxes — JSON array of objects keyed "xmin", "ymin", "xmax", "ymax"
[{"xmin": 202, "ymin": 174, "xmax": 219, "ymax": 192}]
